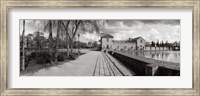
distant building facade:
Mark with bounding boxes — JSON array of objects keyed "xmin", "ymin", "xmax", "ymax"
[{"xmin": 100, "ymin": 33, "xmax": 145, "ymax": 51}]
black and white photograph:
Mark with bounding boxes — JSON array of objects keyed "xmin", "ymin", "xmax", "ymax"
[{"xmin": 20, "ymin": 20, "xmax": 180, "ymax": 76}]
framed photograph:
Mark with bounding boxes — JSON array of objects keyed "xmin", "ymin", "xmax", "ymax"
[{"xmin": 1, "ymin": 0, "xmax": 199, "ymax": 95}]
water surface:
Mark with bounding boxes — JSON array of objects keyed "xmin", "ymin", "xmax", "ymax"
[{"xmin": 122, "ymin": 51, "xmax": 180, "ymax": 63}]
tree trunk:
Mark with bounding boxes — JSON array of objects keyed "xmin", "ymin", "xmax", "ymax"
[
  {"xmin": 21, "ymin": 20, "xmax": 25, "ymax": 71},
  {"xmin": 48, "ymin": 20, "xmax": 53, "ymax": 63},
  {"xmin": 70, "ymin": 20, "xmax": 81, "ymax": 55},
  {"xmin": 67, "ymin": 44, "xmax": 69, "ymax": 57},
  {"xmin": 55, "ymin": 20, "xmax": 61, "ymax": 62},
  {"xmin": 63, "ymin": 21, "xmax": 70, "ymax": 57},
  {"xmin": 70, "ymin": 41, "xmax": 73, "ymax": 54}
]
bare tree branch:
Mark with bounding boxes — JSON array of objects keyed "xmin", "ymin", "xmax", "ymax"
[
  {"xmin": 61, "ymin": 21, "xmax": 72, "ymax": 41},
  {"xmin": 72, "ymin": 20, "xmax": 81, "ymax": 38}
]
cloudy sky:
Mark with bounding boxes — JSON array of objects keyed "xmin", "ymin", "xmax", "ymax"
[
  {"xmin": 20, "ymin": 20, "xmax": 180, "ymax": 43},
  {"xmin": 100, "ymin": 20, "xmax": 180, "ymax": 43}
]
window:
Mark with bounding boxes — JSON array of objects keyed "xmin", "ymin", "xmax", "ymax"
[
  {"xmin": 124, "ymin": 46, "xmax": 127, "ymax": 49},
  {"xmin": 107, "ymin": 38, "xmax": 109, "ymax": 42},
  {"xmin": 140, "ymin": 40, "xmax": 142, "ymax": 43},
  {"xmin": 106, "ymin": 45, "xmax": 109, "ymax": 49}
]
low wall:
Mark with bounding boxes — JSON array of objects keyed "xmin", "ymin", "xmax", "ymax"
[
  {"xmin": 108, "ymin": 51, "xmax": 180, "ymax": 76},
  {"xmin": 145, "ymin": 47, "xmax": 171, "ymax": 51}
]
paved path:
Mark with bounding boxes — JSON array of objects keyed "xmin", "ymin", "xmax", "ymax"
[
  {"xmin": 93, "ymin": 52, "xmax": 134, "ymax": 76},
  {"xmin": 23, "ymin": 51, "xmax": 134, "ymax": 76}
]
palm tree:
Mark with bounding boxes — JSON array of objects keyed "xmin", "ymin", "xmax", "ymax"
[{"xmin": 21, "ymin": 20, "xmax": 26, "ymax": 71}]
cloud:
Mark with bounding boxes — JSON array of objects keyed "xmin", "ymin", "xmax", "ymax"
[
  {"xmin": 146, "ymin": 28, "xmax": 162, "ymax": 42},
  {"xmin": 113, "ymin": 30, "xmax": 136, "ymax": 40},
  {"xmin": 149, "ymin": 28, "xmax": 160, "ymax": 34},
  {"xmin": 106, "ymin": 20, "xmax": 180, "ymax": 28},
  {"xmin": 135, "ymin": 20, "xmax": 180, "ymax": 26},
  {"xmin": 101, "ymin": 20, "xmax": 180, "ymax": 43},
  {"xmin": 20, "ymin": 20, "xmax": 180, "ymax": 43},
  {"xmin": 79, "ymin": 32, "xmax": 100, "ymax": 42}
]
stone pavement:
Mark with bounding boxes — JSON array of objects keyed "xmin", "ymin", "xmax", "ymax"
[
  {"xmin": 93, "ymin": 52, "xmax": 134, "ymax": 76},
  {"xmin": 23, "ymin": 51, "xmax": 134, "ymax": 76}
]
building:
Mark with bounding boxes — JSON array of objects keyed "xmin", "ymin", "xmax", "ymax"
[
  {"xmin": 100, "ymin": 33, "xmax": 145, "ymax": 51},
  {"xmin": 129, "ymin": 36, "xmax": 145, "ymax": 50}
]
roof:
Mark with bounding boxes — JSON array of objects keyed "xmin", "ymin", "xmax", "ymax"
[
  {"xmin": 129, "ymin": 36, "xmax": 144, "ymax": 42},
  {"xmin": 100, "ymin": 33, "xmax": 113, "ymax": 38}
]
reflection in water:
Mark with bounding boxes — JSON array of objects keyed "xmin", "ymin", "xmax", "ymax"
[{"xmin": 123, "ymin": 51, "xmax": 180, "ymax": 63}]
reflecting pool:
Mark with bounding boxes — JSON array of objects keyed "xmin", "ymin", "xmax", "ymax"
[{"xmin": 122, "ymin": 51, "xmax": 180, "ymax": 63}]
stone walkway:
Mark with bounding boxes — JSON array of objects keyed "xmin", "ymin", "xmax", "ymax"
[
  {"xmin": 23, "ymin": 51, "xmax": 134, "ymax": 76},
  {"xmin": 93, "ymin": 52, "xmax": 134, "ymax": 76}
]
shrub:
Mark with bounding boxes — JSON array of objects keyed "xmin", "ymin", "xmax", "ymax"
[
  {"xmin": 57, "ymin": 52, "xmax": 77, "ymax": 60},
  {"xmin": 69, "ymin": 53, "xmax": 78, "ymax": 60},
  {"xmin": 57, "ymin": 53, "xmax": 64, "ymax": 61},
  {"xmin": 23, "ymin": 51, "xmax": 80, "ymax": 66},
  {"xmin": 30, "ymin": 51, "xmax": 52, "ymax": 64}
]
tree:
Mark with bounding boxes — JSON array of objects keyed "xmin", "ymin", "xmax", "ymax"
[
  {"xmin": 61, "ymin": 20, "xmax": 71, "ymax": 57},
  {"xmin": 33, "ymin": 31, "xmax": 44, "ymax": 51},
  {"xmin": 165, "ymin": 41, "xmax": 170, "ymax": 50},
  {"xmin": 26, "ymin": 34, "xmax": 33, "ymax": 50},
  {"xmin": 26, "ymin": 36, "xmax": 30, "ymax": 50},
  {"xmin": 43, "ymin": 20, "xmax": 54, "ymax": 63},
  {"xmin": 93, "ymin": 41, "xmax": 98, "ymax": 48},
  {"xmin": 69, "ymin": 20, "xmax": 81, "ymax": 54},
  {"xmin": 156, "ymin": 40, "xmax": 160, "ymax": 50},
  {"xmin": 151, "ymin": 41, "xmax": 155, "ymax": 50},
  {"xmin": 62, "ymin": 20, "xmax": 100, "ymax": 55},
  {"xmin": 161, "ymin": 40, "xmax": 164, "ymax": 50},
  {"xmin": 43, "ymin": 20, "xmax": 67, "ymax": 62},
  {"xmin": 21, "ymin": 20, "xmax": 26, "ymax": 71},
  {"xmin": 55, "ymin": 20, "xmax": 62, "ymax": 62}
]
